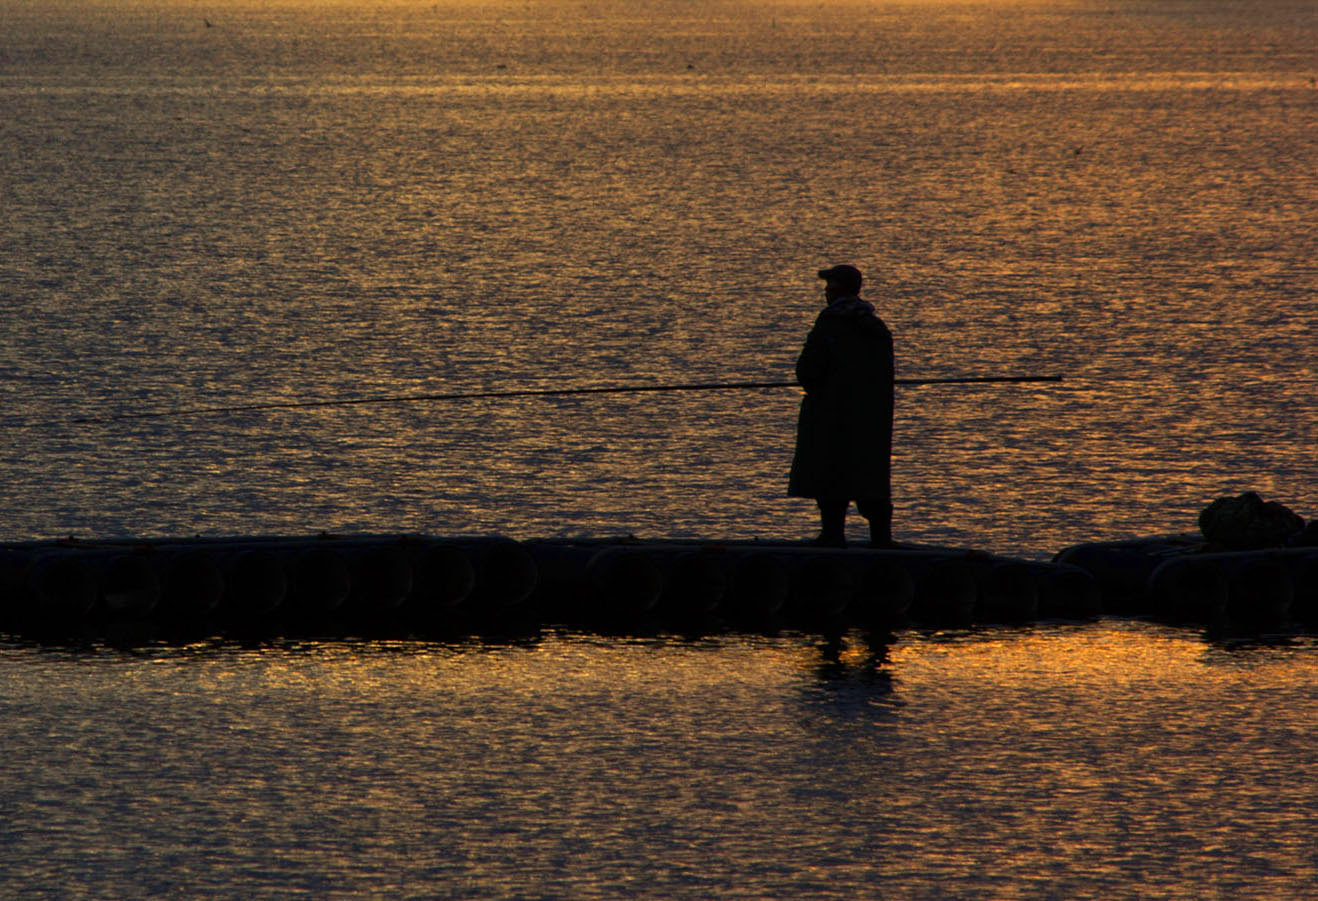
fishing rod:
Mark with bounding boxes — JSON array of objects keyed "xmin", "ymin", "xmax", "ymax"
[{"xmin": 61, "ymin": 374, "xmax": 1063, "ymax": 425}]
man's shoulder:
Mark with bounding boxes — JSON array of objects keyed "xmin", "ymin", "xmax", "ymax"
[{"xmin": 815, "ymin": 309, "xmax": 891, "ymax": 338}]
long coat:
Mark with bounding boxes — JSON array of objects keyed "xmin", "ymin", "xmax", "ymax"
[{"xmin": 787, "ymin": 297, "xmax": 894, "ymax": 501}]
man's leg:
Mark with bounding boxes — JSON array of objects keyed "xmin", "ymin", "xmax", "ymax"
[
  {"xmin": 814, "ymin": 497, "xmax": 849, "ymax": 548},
  {"xmin": 857, "ymin": 497, "xmax": 893, "ymax": 548}
]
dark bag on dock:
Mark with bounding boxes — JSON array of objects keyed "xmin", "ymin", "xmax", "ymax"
[{"xmin": 1198, "ymin": 492, "xmax": 1306, "ymax": 550}]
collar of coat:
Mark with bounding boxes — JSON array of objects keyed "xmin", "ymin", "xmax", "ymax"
[{"xmin": 822, "ymin": 295, "xmax": 875, "ymax": 318}]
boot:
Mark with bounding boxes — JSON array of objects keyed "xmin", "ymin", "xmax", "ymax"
[
  {"xmin": 864, "ymin": 502, "xmax": 894, "ymax": 549},
  {"xmin": 813, "ymin": 498, "xmax": 849, "ymax": 548}
]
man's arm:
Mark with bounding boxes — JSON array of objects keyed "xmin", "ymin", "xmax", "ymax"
[{"xmin": 795, "ymin": 321, "xmax": 830, "ymax": 393}]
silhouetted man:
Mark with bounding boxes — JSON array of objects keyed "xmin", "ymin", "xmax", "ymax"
[{"xmin": 788, "ymin": 264, "xmax": 895, "ymax": 548}]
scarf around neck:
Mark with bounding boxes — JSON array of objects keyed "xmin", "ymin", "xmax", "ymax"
[{"xmin": 822, "ymin": 295, "xmax": 875, "ymax": 318}]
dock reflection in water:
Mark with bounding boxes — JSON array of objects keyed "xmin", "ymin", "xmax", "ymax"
[{"xmin": 1, "ymin": 623, "xmax": 1315, "ymax": 898}]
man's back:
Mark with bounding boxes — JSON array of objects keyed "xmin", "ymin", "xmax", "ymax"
[{"xmin": 789, "ymin": 297, "xmax": 894, "ymax": 501}]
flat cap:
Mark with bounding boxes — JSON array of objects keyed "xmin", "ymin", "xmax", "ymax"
[{"xmin": 817, "ymin": 264, "xmax": 863, "ymax": 291}]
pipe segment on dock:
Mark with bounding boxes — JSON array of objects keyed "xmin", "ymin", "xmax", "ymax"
[
  {"xmin": 571, "ymin": 544, "xmax": 731, "ymax": 620},
  {"xmin": 157, "ymin": 550, "xmax": 226, "ymax": 620},
  {"xmin": 851, "ymin": 556, "xmax": 915, "ymax": 624},
  {"xmin": 97, "ymin": 552, "xmax": 162, "ymax": 619},
  {"xmin": 407, "ymin": 543, "xmax": 477, "ymax": 611},
  {"xmin": 286, "ymin": 546, "xmax": 353, "ymax": 614},
  {"xmin": 448, "ymin": 538, "xmax": 538, "ymax": 608},
  {"xmin": 523, "ymin": 543, "xmax": 663, "ymax": 621},
  {"xmin": 1146, "ymin": 556, "xmax": 1230, "ymax": 622},
  {"xmin": 1291, "ymin": 555, "xmax": 1318, "ymax": 627},
  {"xmin": 1032, "ymin": 562, "xmax": 1104, "ymax": 620},
  {"xmin": 657, "ymin": 550, "xmax": 728, "ymax": 618},
  {"xmin": 1054, "ymin": 535, "xmax": 1201, "ymax": 615},
  {"xmin": 787, "ymin": 554, "xmax": 855, "ymax": 620},
  {"xmin": 345, "ymin": 545, "xmax": 414, "ymax": 612},
  {"xmin": 981, "ymin": 562, "xmax": 1041, "ymax": 622},
  {"xmin": 222, "ymin": 549, "xmax": 289, "ymax": 618},
  {"xmin": 900, "ymin": 552, "xmax": 979, "ymax": 624},
  {"xmin": 1226, "ymin": 558, "xmax": 1293, "ymax": 626},
  {"xmin": 1161, "ymin": 551, "xmax": 1294, "ymax": 627},
  {"xmin": 1, "ymin": 550, "xmax": 99, "ymax": 623},
  {"xmin": 725, "ymin": 551, "xmax": 791, "ymax": 621}
]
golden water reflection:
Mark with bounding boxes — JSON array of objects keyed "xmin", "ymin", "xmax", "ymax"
[
  {"xmin": 1, "ymin": 0, "xmax": 1314, "ymax": 573},
  {"xmin": 2, "ymin": 624, "xmax": 1316, "ymax": 896}
]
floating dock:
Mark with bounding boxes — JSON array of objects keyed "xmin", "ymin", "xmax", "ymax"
[
  {"xmin": 1054, "ymin": 535, "xmax": 1318, "ymax": 632},
  {"xmin": 2, "ymin": 532, "xmax": 1314, "ymax": 640},
  {"xmin": 0, "ymin": 533, "xmax": 1099, "ymax": 639}
]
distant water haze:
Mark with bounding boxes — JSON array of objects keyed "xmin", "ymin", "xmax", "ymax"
[{"xmin": 2, "ymin": 0, "xmax": 1314, "ymax": 555}]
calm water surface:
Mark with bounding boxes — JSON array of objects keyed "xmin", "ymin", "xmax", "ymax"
[
  {"xmin": 2, "ymin": 0, "xmax": 1315, "ymax": 553},
  {"xmin": 3, "ymin": 2, "xmax": 1318, "ymax": 896},
  {"xmin": 3, "ymin": 623, "xmax": 1318, "ymax": 899}
]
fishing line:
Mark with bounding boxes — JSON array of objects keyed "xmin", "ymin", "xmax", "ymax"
[{"xmin": 27, "ymin": 374, "xmax": 1061, "ymax": 427}]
